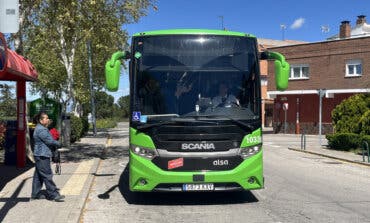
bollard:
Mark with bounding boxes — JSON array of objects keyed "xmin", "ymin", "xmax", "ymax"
[
  {"xmin": 301, "ymin": 134, "xmax": 306, "ymax": 150},
  {"xmin": 363, "ymin": 141, "xmax": 369, "ymax": 163}
]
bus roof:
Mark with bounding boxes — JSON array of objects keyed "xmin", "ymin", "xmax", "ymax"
[{"xmin": 133, "ymin": 29, "xmax": 256, "ymax": 38}]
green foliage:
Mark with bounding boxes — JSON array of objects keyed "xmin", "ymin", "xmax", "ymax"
[
  {"xmin": 117, "ymin": 95, "xmax": 130, "ymax": 118},
  {"xmin": 0, "ymin": 121, "xmax": 6, "ymax": 149},
  {"xmin": 326, "ymin": 133, "xmax": 362, "ymax": 151},
  {"xmin": 70, "ymin": 115, "xmax": 83, "ymax": 143},
  {"xmin": 362, "ymin": 135, "xmax": 370, "ymax": 147},
  {"xmin": 95, "ymin": 118, "xmax": 117, "ymax": 129},
  {"xmin": 359, "ymin": 110, "xmax": 370, "ymax": 135},
  {"xmin": 95, "ymin": 91, "xmax": 115, "ymax": 119},
  {"xmin": 81, "ymin": 116, "xmax": 89, "ymax": 137},
  {"xmin": 15, "ymin": 0, "xmax": 155, "ymax": 112},
  {"xmin": 0, "ymin": 84, "xmax": 16, "ymax": 118},
  {"xmin": 331, "ymin": 94, "xmax": 370, "ymax": 134},
  {"xmin": 70, "ymin": 116, "xmax": 89, "ymax": 143}
]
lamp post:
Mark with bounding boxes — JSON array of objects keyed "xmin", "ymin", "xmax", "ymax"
[{"xmin": 318, "ymin": 89, "xmax": 326, "ymax": 145}]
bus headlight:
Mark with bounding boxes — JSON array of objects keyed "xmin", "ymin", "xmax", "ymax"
[
  {"xmin": 130, "ymin": 145, "xmax": 157, "ymax": 160},
  {"xmin": 239, "ymin": 145, "xmax": 261, "ymax": 159}
]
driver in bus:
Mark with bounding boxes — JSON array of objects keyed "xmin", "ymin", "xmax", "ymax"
[{"xmin": 212, "ymin": 82, "xmax": 239, "ymax": 108}]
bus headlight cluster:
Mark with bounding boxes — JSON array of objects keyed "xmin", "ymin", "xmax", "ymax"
[
  {"xmin": 130, "ymin": 145, "xmax": 157, "ymax": 160},
  {"xmin": 239, "ymin": 145, "xmax": 261, "ymax": 159}
]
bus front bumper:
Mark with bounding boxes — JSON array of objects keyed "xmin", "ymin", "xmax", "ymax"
[{"xmin": 129, "ymin": 150, "xmax": 263, "ymax": 192}]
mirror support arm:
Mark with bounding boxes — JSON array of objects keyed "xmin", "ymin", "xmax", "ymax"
[
  {"xmin": 266, "ymin": 51, "xmax": 288, "ymax": 68},
  {"xmin": 261, "ymin": 51, "xmax": 289, "ymax": 91},
  {"xmin": 109, "ymin": 51, "xmax": 127, "ymax": 67}
]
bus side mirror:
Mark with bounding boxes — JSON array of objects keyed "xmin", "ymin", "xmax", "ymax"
[
  {"xmin": 105, "ymin": 51, "xmax": 130, "ymax": 92},
  {"xmin": 260, "ymin": 51, "xmax": 289, "ymax": 91}
]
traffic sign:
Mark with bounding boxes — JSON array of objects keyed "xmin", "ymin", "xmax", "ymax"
[{"xmin": 283, "ymin": 103, "xmax": 289, "ymax": 111}]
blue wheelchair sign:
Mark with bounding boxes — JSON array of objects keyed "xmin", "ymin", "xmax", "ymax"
[{"xmin": 132, "ymin": 111, "xmax": 141, "ymax": 121}]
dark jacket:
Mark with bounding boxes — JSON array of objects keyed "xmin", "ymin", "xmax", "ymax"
[{"xmin": 33, "ymin": 124, "xmax": 61, "ymax": 157}]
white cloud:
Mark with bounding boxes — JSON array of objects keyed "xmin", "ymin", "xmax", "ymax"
[{"xmin": 290, "ymin": 17, "xmax": 305, "ymax": 29}]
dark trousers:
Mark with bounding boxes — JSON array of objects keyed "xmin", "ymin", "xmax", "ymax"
[{"xmin": 31, "ymin": 156, "xmax": 59, "ymax": 199}]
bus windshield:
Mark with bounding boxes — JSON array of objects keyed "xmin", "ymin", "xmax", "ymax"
[{"xmin": 132, "ymin": 35, "xmax": 261, "ymax": 122}]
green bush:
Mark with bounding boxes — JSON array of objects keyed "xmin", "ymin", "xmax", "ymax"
[
  {"xmin": 81, "ymin": 116, "xmax": 89, "ymax": 137},
  {"xmin": 332, "ymin": 94, "xmax": 370, "ymax": 134},
  {"xmin": 95, "ymin": 118, "xmax": 117, "ymax": 129},
  {"xmin": 71, "ymin": 115, "xmax": 83, "ymax": 143},
  {"xmin": 326, "ymin": 133, "xmax": 362, "ymax": 151},
  {"xmin": 359, "ymin": 110, "xmax": 370, "ymax": 135},
  {"xmin": 361, "ymin": 135, "xmax": 370, "ymax": 148}
]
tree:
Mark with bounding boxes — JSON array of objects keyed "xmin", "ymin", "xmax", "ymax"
[
  {"xmin": 332, "ymin": 94, "xmax": 370, "ymax": 134},
  {"xmin": 0, "ymin": 84, "xmax": 16, "ymax": 118},
  {"xmin": 117, "ymin": 95, "xmax": 130, "ymax": 118},
  {"xmin": 95, "ymin": 91, "xmax": 115, "ymax": 119},
  {"xmin": 15, "ymin": 0, "xmax": 155, "ymax": 114}
]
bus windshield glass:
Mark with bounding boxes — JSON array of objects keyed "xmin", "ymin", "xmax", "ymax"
[{"xmin": 132, "ymin": 35, "xmax": 260, "ymax": 122}]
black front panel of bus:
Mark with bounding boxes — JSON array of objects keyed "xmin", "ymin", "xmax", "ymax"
[{"xmin": 150, "ymin": 124, "xmax": 247, "ymax": 152}]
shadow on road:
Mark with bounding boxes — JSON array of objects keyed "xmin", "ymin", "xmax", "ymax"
[
  {"xmin": 61, "ymin": 143, "xmax": 104, "ymax": 163},
  {"xmin": 117, "ymin": 164, "xmax": 259, "ymax": 205},
  {"xmin": 61, "ymin": 135, "xmax": 128, "ymax": 162}
]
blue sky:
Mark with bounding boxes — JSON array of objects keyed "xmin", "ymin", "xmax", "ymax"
[
  {"xmin": 108, "ymin": 0, "xmax": 370, "ymax": 100},
  {"xmin": 125, "ymin": 0, "xmax": 369, "ymax": 42},
  {"xmin": 13, "ymin": 0, "xmax": 368, "ymax": 101}
]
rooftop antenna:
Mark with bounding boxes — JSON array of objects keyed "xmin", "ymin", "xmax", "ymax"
[
  {"xmin": 280, "ymin": 24, "xmax": 287, "ymax": 40},
  {"xmin": 218, "ymin": 16, "xmax": 225, "ymax": 30},
  {"xmin": 321, "ymin": 25, "xmax": 330, "ymax": 33}
]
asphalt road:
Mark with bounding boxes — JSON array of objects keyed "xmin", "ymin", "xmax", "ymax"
[{"xmin": 81, "ymin": 123, "xmax": 370, "ymax": 223}]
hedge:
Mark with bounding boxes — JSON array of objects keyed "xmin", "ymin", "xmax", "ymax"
[
  {"xmin": 70, "ymin": 115, "xmax": 89, "ymax": 143},
  {"xmin": 95, "ymin": 118, "xmax": 117, "ymax": 129},
  {"xmin": 326, "ymin": 133, "xmax": 370, "ymax": 151}
]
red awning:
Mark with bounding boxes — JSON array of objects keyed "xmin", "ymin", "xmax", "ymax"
[{"xmin": 0, "ymin": 33, "xmax": 38, "ymax": 82}]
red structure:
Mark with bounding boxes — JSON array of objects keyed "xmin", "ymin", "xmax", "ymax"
[{"xmin": 0, "ymin": 32, "xmax": 38, "ymax": 168}]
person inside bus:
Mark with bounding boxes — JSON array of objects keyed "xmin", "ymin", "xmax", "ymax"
[
  {"xmin": 212, "ymin": 82, "xmax": 239, "ymax": 108},
  {"xmin": 139, "ymin": 77, "xmax": 165, "ymax": 114},
  {"xmin": 175, "ymin": 81, "xmax": 197, "ymax": 115}
]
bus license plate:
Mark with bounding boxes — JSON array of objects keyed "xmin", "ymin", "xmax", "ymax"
[{"xmin": 182, "ymin": 183, "xmax": 214, "ymax": 191}]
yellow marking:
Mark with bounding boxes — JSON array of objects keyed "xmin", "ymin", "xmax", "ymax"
[
  {"xmin": 60, "ymin": 159, "xmax": 95, "ymax": 195},
  {"xmin": 106, "ymin": 135, "xmax": 112, "ymax": 147}
]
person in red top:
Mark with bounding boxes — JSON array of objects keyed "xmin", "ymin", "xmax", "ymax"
[{"xmin": 48, "ymin": 120, "xmax": 60, "ymax": 163}]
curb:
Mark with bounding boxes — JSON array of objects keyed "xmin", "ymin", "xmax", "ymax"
[
  {"xmin": 78, "ymin": 133, "xmax": 111, "ymax": 223},
  {"xmin": 288, "ymin": 147, "xmax": 370, "ymax": 167}
]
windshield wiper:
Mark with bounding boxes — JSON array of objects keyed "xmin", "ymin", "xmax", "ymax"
[
  {"xmin": 136, "ymin": 118, "xmax": 216, "ymax": 131},
  {"xmin": 186, "ymin": 114, "xmax": 255, "ymax": 131}
]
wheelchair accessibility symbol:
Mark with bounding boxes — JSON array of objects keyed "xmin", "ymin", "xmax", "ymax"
[{"xmin": 132, "ymin": 111, "xmax": 141, "ymax": 121}]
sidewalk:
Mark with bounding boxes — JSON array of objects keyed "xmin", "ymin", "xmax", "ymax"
[
  {"xmin": 284, "ymin": 134, "xmax": 370, "ymax": 167},
  {"xmin": 0, "ymin": 129, "xmax": 109, "ymax": 223}
]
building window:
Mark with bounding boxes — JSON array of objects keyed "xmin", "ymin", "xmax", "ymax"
[
  {"xmin": 289, "ymin": 64, "xmax": 309, "ymax": 80},
  {"xmin": 346, "ymin": 59, "xmax": 362, "ymax": 77}
]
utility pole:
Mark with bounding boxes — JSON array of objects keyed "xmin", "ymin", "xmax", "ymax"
[{"xmin": 87, "ymin": 40, "xmax": 97, "ymax": 136}]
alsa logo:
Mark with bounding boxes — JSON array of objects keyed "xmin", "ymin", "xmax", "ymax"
[
  {"xmin": 181, "ymin": 143, "xmax": 215, "ymax": 150},
  {"xmin": 213, "ymin": 159, "xmax": 229, "ymax": 166}
]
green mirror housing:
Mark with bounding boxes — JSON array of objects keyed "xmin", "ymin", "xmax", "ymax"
[
  {"xmin": 262, "ymin": 51, "xmax": 289, "ymax": 91},
  {"xmin": 105, "ymin": 51, "xmax": 130, "ymax": 92}
]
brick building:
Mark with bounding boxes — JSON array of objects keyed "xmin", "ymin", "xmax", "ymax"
[
  {"xmin": 266, "ymin": 15, "xmax": 370, "ymax": 134},
  {"xmin": 257, "ymin": 39, "xmax": 306, "ymax": 127}
]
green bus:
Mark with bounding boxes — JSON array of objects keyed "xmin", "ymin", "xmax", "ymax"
[{"xmin": 105, "ymin": 29, "xmax": 289, "ymax": 192}]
